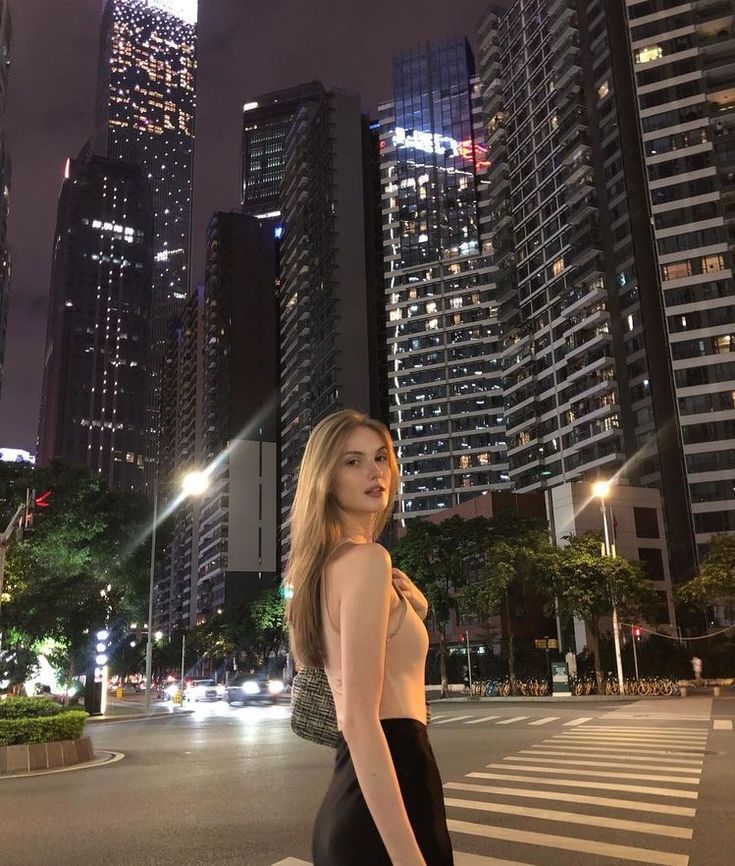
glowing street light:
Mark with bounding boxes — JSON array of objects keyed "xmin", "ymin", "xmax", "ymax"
[
  {"xmin": 592, "ymin": 479, "xmax": 625, "ymax": 694},
  {"xmin": 181, "ymin": 470, "xmax": 210, "ymax": 498}
]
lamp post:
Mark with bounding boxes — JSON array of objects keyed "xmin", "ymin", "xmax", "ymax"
[
  {"xmin": 592, "ymin": 479, "xmax": 625, "ymax": 695},
  {"xmin": 144, "ymin": 469, "xmax": 210, "ymax": 714}
]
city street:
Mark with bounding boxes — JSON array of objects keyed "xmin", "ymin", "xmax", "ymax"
[{"xmin": 3, "ymin": 695, "xmax": 734, "ymax": 866}]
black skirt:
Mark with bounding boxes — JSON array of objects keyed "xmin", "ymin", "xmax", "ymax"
[{"xmin": 312, "ymin": 718, "xmax": 454, "ymax": 866}]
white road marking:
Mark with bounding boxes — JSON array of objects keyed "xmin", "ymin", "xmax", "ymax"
[
  {"xmin": 496, "ymin": 715, "xmax": 529, "ymax": 725},
  {"xmin": 433, "ymin": 714, "xmax": 476, "ymax": 724},
  {"xmin": 467, "ymin": 770, "xmax": 699, "ymax": 799},
  {"xmin": 491, "ymin": 762, "xmax": 700, "ymax": 784},
  {"xmin": 444, "ymin": 781, "xmax": 697, "ymax": 816},
  {"xmin": 713, "ymin": 719, "xmax": 733, "ymax": 730},
  {"xmin": 271, "ymin": 860, "xmax": 311, "ymax": 866},
  {"xmin": 551, "ymin": 735, "xmax": 706, "ymax": 750},
  {"xmin": 533, "ymin": 742, "xmax": 703, "ymax": 758},
  {"xmin": 430, "ymin": 714, "xmax": 446, "ymax": 721},
  {"xmin": 444, "ymin": 796, "xmax": 693, "ymax": 838},
  {"xmin": 563, "ymin": 716, "xmax": 593, "ymax": 726},
  {"xmin": 507, "ymin": 755, "xmax": 701, "ymax": 774},
  {"xmin": 581, "ymin": 725, "xmax": 707, "ymax": 733},
  {"xmin": 528, "ymin": 716, "xmax": 559, "ymax": 725},
  {"xmin": 464, "ymin": 715, "xmax": 502, "ymax": 724},
  {"xmin": 448, "ymin": 818, "xmax": 690, "ymax": 865},
  {"xmin": 523, "ymin": 748, "xmax": 703, "ymax": 766}
]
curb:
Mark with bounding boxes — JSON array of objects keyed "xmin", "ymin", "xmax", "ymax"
[
  {"xmin": 86, "ymin": 709, "xmax": 194, "ymax": 723},
  {"xmin": 0, "ymin": 749, "xmax": 124, "ymax": 780}
]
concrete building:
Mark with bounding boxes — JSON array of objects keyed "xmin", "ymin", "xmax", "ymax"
[{"xmin": 0, "ymin": 0, "xmax": 11, "ymax": 402}]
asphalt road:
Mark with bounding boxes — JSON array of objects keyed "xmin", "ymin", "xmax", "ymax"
[{"xmin": 2, "ymin": 696, "xmax": 733, "ymax": 866}]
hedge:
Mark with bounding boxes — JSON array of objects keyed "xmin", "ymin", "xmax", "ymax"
[
  {"xmin": 0, "ymin": 697, "xmax": 64, "ymax": 720},
  {"xmin": 0, "ymin": 711, "xmax": 88, "ymax": 746}
]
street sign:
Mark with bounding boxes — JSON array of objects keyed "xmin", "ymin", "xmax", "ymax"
[
  {"xmin": 552, "ymin": 661, "xmax": 571, "ymax": 696},
  {"xmin": 535, "ymin": 638, "xmax": 559, "ymax": 650}
]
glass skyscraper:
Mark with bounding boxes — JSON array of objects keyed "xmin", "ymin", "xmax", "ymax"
[
  {"xmin": 94, "ymin": 0, "xmax": 197, "ymax": 462},
  {"xmin": 380, "ymin": 38, "xmax": 509, "ymax": 518}
]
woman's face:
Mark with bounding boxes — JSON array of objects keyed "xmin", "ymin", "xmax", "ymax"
[{"xmin": 331, "ymin": 426, "xmax": 391, "ymax": 518}]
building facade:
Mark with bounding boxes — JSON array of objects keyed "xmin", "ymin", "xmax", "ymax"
[
  {"xmin": 94, "ymin": 0, "xmax": 197, "ymax": 463},
  {"xmin": 0, "ymin": 0, "xmax": 11, "ymax": 402},
  {"xmin": 37, "ymin": 148, "xmax": 153, "ymax": 491},
  {"xmin": 379, "ymin": 38, "xmax": 509, "ymax": 520},
  {"xmin": 623, "ymin": 0, "xmax": 735, "ymax": 554},
  {"xmin": 278, "ymin": 85, "xmax": 378, "ymax": 557},
  {"xmin": 476, "ymin": 0, "xmax": 697, "ymax": 582}
]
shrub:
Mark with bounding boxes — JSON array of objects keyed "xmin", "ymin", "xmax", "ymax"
[
  {"xmin": 0, "ymin": 711, "xmax": 88, "ymax": 746},
  {"xmin": 0, "ymin": 697, "xmax": 64, "ymax": 719}
]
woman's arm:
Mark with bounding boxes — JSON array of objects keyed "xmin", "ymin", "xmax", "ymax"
[
  {"xmin": 336, "ymin": 544, "xmax": 427, "ymax": 866},
  {"xmin": 392, "ymin": 567, "xmax": 429, "ymax": 621}
]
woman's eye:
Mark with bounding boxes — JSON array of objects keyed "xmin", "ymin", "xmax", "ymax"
[{"xmin": 376, "ymin": 455, "xmax": 387, "ymax": 462}]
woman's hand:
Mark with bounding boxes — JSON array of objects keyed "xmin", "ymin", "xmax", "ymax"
[{"xmin": 392, "ymin": 567, "xmax": 429, "ymax": 621}]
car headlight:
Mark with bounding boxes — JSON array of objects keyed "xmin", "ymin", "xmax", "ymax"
[
  {"xmin": 216, "ymin": 684, "xmax": 225, "ymax": 696},
  {"xmin": 268, "ymin": 680, "xmax": 284, "ymax": 694},
  {"xmin": 164, "ymin": 684, "xmax": 178, "ymax": 697},
  {"xmin": 242, "ymin": 681, "xmax": 260, "ymax": 695}
]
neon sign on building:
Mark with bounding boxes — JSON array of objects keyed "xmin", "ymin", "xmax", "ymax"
[{"xmin": 392, "ymin": 127, "xmax": 490, "ymax": 170}]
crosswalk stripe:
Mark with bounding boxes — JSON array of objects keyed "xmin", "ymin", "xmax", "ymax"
[
  {"xmin": 454, "ymin": 852, "xmax": 537, "ymax": 866},
  {"xmin": 448, "ymin": 818, "xmax": 690, "ymax": 865},
  {"xmin": 553, "ymin": 730, "xmax": 707, "ymax": 741},
  {"xmin": 554, "ymin": 733, "xmax": 707, "ymax": 752},
  {"xmin": 464, "ymin": 715, "xmax": 502, "ymax": 724},
  {"xmin": 271, "ymin": 860, "xmax": 311, "ymax": 866},
  {"xmin": 430, "ymin": 714, "xmax": 446, "ymax": 721},
  {"xmin": 444, "ymin": 796, "xmax": 693, "ymax": 838},
  {"xmin": 528, "ymin": 716, "xmax": 558, "ymax": 725},
  {"xmin": 563, "ymin": 716, "xmax": 592, "ymax": 726},
  {"xmin": 581, "ymin": 725, "xmax": 707, "ymax": 733},
  {"xmin": 531, "ymin": 740, "xmax": 704, "ymax": 758},
  {"xmin": 713, "ymin": 719, "xmax": 733, "ymax": 730},
  {"xmin": 507, "ymin": 755, "xmax": 701, "ymax": 774},
  {"xmin": 492, "ymin": 762, "xmax": 700, "ymax": 784},
  {"xmin": 467, "ymin": 770, "xmax": 699, "ymax": 799},
  {"xmin": 524, "ymin": 748, "xmax": 703, "ymax": 766},
  {"xmin": 444, "ymin": 781, "xmax": 697, "ymax": 816},
  {"xmin": 496, "ymin": 715, "xmax": 529, "ymax": 725},
  {"xmin": 433, "ymin": 714, "xmax": 476, "ymax": 724}
]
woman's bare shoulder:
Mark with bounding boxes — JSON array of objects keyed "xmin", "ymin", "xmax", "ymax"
[{"xmin": 329, "ymin": 543, "xmax": 391, "ymax": 585}]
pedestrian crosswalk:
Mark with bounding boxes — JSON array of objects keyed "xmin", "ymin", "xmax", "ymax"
[
  {"xmin": 270, "ymin": 721, "xmax": 710, "ymax": 866},
  {"xmin": 429, "ymin": 713, "xmax": 592, "ymax": 727}
]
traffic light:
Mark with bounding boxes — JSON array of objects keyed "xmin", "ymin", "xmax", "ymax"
[
  {"xmin": 459, "ymin": 633, "xmax": 466, "ymax": 645},
  {"xmin": 633, "ymin": 627, "xmax": 641, "ymax": 639},
  {"xmin": 23, "ymin": 488, "xmax": 52, "ymax": 532}
]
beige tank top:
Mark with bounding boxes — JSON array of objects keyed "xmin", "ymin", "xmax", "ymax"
[{"xmin": 321, "ymin": 543, "xmax": 429, "ymax": 729}]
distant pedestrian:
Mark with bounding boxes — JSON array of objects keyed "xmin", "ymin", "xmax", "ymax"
[
  {"xmin": 691, "ymin": 656, "xmax": 703, "ymax": 683},
  {"xmin": 286, "ymin": 410, "xmax": 453, "ymax": 866},
  {"xmin": 565, "ymin": 650, "xmax": 577, "ymax": 679}
]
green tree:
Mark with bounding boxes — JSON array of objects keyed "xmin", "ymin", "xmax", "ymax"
[
  {"xmin": 392, "ymin": 515, "xmax": 488, "ymax": 697},
  {"xmin": 1, "ymin": 462, "xmax": 155, "ymax": 688},
  {"xmin": 677, "ymin": 534, "xmax": 735, "ymax": 623},
  {"xmin": 547, "ymin": 533, "xmax": 656, "ymax": 691},
  {"xmin": 461, "ymin": 509, "xmax": 550, "ymax": 694}
]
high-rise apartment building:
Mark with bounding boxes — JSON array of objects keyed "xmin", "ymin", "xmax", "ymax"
[
  {"xmin": 0, "ymin": 0, "xmax": 11, "ymax": 401},
  {"xmin": 624, "ymin": 0, "xmax": 735, "ymax": 553},
  {"xmin": 94, "ymin": 0, "xmax": 197, "ymax": 461},
  {"xmin": 279, "ymin": 85, "xmax": 377, "ymax": 548},
  {"xmin": 379, "ymin": 39, "xmax": 509, "ymax": 519},
  {"xmin": 476, "ymin": 1, "xmax": 697, "ymax": 581},
  {"xmin": 196, "ymin": 211, "xmax": 277, "ymax": 620},
  {"xmin": 241, "ymin": 82, "xmax": 325, "ymax": 219},
  {"xmin": 37, "ymin": 147, "xmax": 153, "ymax": 491}
]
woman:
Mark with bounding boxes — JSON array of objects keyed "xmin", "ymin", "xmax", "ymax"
[{"xmin": 286, "ymin": 409, "xmax": 454, "ymax": 866}]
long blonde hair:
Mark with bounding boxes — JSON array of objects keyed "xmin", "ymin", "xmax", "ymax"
[{"xmin": 284, "ymin": 409, "xmax": 399, "ymax": 668}]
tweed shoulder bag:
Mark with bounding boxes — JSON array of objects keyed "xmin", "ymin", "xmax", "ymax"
[{"xmin": 290, "ymin": 666, "xmax": 341, "ymax": 748}]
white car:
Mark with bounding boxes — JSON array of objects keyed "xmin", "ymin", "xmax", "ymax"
[{"xmin": 184, "ymin": 679, "xmax": 225, "ymax": 702}]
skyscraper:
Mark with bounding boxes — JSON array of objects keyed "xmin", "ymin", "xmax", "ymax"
[
  {"xmin": 94, "ymin": 0, "xmax": 197, "ymax": 462},
  {"xmin": 380, "ymin": 38, "xmax": 509, "ymax": 518},
  {"xmin": 37, "ymin": 147, "xmax": 153, "ymax": 491},
  {"xmin": 623, "ymin": 0, "xmax": 735, "ymax": 554},
  {"xmin": 0, "ymin": 0, "xmax": 11, "ymax": 402},
  {"xmin": 279, "ymin": 85, "xmax": 377, "ymax": 553},
  {"xmin": 476, "ymin": 1, "xmax": 697, "ymax": 582}
]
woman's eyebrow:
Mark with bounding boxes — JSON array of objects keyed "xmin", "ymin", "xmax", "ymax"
[{"xmin": 342, "ymin": 447, "xmax": 388, "ymax": 457}]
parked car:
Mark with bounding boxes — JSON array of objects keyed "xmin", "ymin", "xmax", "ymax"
[
  {"xmin": 184, "ymin": 679, "xmax": 225, "ymax": 702},
  {"xmin": 225, "ymin": 674, "xmax": 284, "ymax": 705}
]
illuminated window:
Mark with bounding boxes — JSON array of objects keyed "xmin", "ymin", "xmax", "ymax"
[
  {"xmin": 715, "ymin": 335, "xmax": 732, "ymax": 353},
  {"xmin": 459, "ymin": 455, "xmax": 471, "ymax": 468},
  {"xmin": 662, "ymin": 261, "xmax": 692, "ymax": 280},
  {"xmin": 598, "ymin": 81, "xmax": 609, "ymax": 99},
  {"xmin": 427, "ymin": 318, "xmax": 439, "ymax": 330},
  {"xmin": 389, "ymin": 308, "xmax": 402, "ymax": 322},
  {"xmin": 426, "ymin": 301, "xmax": 438, "ymax": 314},
  {"xmin": 702, "ymin": 254, "xmax": 725, "ymax": 273},
  {"xmin": 477, "ymin": 453, "xmax": 490, "ymax": 465},
  {"xmin": 552, "ymin": 257, "xmax": 565, "ymax": 276},
  {"xmin": 636, "ymin": 45, "xmax": 663, "ymax": 64}
]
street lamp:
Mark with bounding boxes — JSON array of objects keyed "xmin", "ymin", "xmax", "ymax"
[
  {"xmin": 144, "ymin": 469, "xmax": 211, "ymax": 713},
  {"xmin": 593, "ymin": 479, "xmax": 625, "ymax": 695}
]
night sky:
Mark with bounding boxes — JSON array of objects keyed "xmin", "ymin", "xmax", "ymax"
[{"xmin": 0, "ymin": 0, "xmax": 492, "ymax": 452}]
